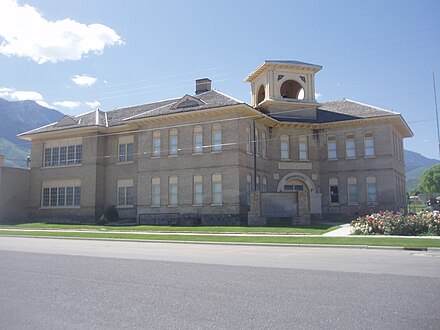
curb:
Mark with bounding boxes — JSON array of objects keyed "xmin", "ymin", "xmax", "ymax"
[{"xmin": 1, "ymin": 234, "xmax": 434, "ymax": 251}]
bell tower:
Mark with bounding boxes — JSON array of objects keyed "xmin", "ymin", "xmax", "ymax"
[{"xmin": 245, "ymin": 60, "xmax": 322, "ymax": 119}]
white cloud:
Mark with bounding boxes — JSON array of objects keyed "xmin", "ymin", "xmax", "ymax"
[
  {"xmin": 72, "ymin": 75, "xmax": 97, "ymax": 87},
  {"xmin": 0, "ymin": 0, "xmax": 123, "ymax": 64},
  {"xmin": 85, "ymin": 101, "xmax": 101, "ymax": 109},
  {"xmin": 53, "ymin": 101, "xmax": 81, "ymax": 108},
  {"xmin": 315, "ymin": 92, "xmax": 321, "ymax": 100},
  {"xmin": 0, "ymin": 86, "xmax": 51, "ymax": 107}
]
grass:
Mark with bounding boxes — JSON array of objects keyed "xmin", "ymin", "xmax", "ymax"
[
  {"xmin": 1, "ymin": 230, "xmax": 440, "ymax": 248},
  {"xmin": 0, "ymin": 222, "xmax": 340, "ymax": 235}
]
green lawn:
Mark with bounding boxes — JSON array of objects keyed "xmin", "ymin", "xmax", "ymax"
[
  {"xmin": 0, "ymin": 222, "xmax": 340, "ymax": 235},
  {"xmin": 1, "ymin": 230, "xmax": 440, "ymax": 248}
]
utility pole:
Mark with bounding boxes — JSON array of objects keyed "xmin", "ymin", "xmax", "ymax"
[{"xmin": 433, "ymin": 70, "xmax": 440, "ymax": 158}]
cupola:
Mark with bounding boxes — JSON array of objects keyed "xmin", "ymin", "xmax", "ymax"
[{"xmin": 245, "ymin": 60, "xmax": 322, "ymax": 118}]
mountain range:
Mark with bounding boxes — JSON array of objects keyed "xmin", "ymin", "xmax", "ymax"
[
  {"xmin": 0, "ymin": 98, "xmax": 63, "ymax": 167},
  {"xmin": 0, "ymin": 98, "xmax": 438, "ymax": 190}
]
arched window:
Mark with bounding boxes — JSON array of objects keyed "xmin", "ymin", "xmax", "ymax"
[
  {"xmin": 327, "ymin": 135, "xmax": 337, "ymax": 159},
  {"xmin": 366, "ymin": 176, "xmax": 377, "ymax": 204},
  {"xmin": 347, "ymin": 177, "xmax": 358, "ymax": 204},
  {"xmin": 280, "ymin": 134, "xmax": 290, "ymax": 160},
  {"xmin": 193, "ymin": 175, "xmax": 203, "ymax": 205},
  {"xmin": 212, "ymin": 173, "xmax": 222, "ymax": 205},
  {"xmin": 168, "ymin": 176, "xmax": 178, "ymax": 206},
  {"xmin": 299, "ymin": 135, "xmax": 308, "ymax": 161},
  {"xmin": 212, "ymin": 123, "xmax": 222, "ymax": 152},
  {"xmin": 280, "ymin": 80, "xmax": 304, "ymax": 99},
  {"xmin": 151, "ymin": 177, "xmax": 160, "ymax": 206},
  {"xmin": 257, "ymin": 85, "xmax": 265, "ymax": 104},
  {"xmin": 245, "ymin": 125, "xmax": 251, "ymax": 153},
  {"xmin": 345, "ymin": 133, "xmax": 355, "ymax": 158},
  {"xmin": 169, "ymin": 128, "xmax": 178, "ymax": 156},
  {"xmin": 364, "ymin": 132, "xmax": 375, "ymax": 157},
  {"xmin": 193, "ymin": 125, "xmax": 203, "ymax": 154},
  {"xmin": 329, "ymin": 178, "xmax": 339, "ymax": 203}
]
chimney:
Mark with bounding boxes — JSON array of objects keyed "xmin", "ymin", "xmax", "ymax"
[
  {"xmin": 0, "ymin": 154, "xmax": 4, "ymax": 167},
  {"xmin": 195, "ymin": 78, "xmax": 212, "ymax": 95}
]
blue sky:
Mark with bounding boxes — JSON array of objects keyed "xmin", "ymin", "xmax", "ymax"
[{"xmin": 1, "ymin": 0, "xmax": 440, "ymax": 159}]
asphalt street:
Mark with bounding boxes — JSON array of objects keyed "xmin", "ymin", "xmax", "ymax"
[{"xmin": 1, "ymin": 237, "xmax": 439, "ymax": 329}]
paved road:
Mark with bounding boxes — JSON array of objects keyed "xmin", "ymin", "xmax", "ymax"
[{"xmin": 1, "ymin": 237, "xmax": 439, "ymax": 329}]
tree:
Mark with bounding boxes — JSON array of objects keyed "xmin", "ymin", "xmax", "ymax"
[{"xmin": 419, "ymin": 164, "xmax": 440, "ymax": 194}]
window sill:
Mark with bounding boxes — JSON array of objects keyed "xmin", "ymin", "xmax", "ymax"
[
  {"xmin": 345, "ymin": 157, "xmax": 357, "ymax": 160},
  {"xmin": 192, "ymin": 204, "xmax": 203, "ymax": 207},
  {"xmin": 117, "ymin": 161, "xmax": 134, "ymax": 165},
  {"xmin": 298, "ymin": 159, "xmax": 309, "ymax": 162},
  {"xmin": 348, "ymin": 203, "xmax": 359, "ymax": 206},
  {"xmin": 211, "ymin": 203, "xmax": 223, "ymax": 207},
  {"xmin": 117, "ymin": 205, "xmax": 134, "ymax": 209},
  {"xmin": 168, "ymin": 155, "xmax": 178, "ymax": 158},
  {"xmin": 211, "ymin": 151, "xmax": 222, "ymax": 154},
  {"xmin": 329, "ymin": 203, "xmax": 340, "ymax": 206},
  {"xmin": 364, "ymin": 155, "xmax": 376, "ymax": 159},
  {"xmin": 42, "ymin": 163, "xmax": 82, "ymax": 169},
  {"xmin": 327, "ymin": 158, "xmax": 338, "ymax": 161},
  {"xmin": 151, "ymin": 156, "xmax": 161, "ymax": 159},
  {"xmin": 40, "ymin": 206, "xmax": 80, "ymax": 209},
  {"xmin": 168, "ymin": 204, "xmax": 178, "ymax": 208},
  {"xmin": 366, "ymin": 202, "xmax": 378, "ymax": 206},
  {"xmin": 192, "ymin": 152, "xmax": 203, "ymax": 156},
  {"xmin": 150, "ymin": 205, "xmax": 161, "ymax": 208}
]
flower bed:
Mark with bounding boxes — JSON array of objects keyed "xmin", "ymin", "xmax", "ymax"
[{"xmin": 351, "ymin": 211, "xmax": 440, "ymax": 236}]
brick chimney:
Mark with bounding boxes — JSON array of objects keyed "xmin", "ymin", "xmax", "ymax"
[{"xmin": 195, "ymin": 78, "xmax": 212, "ymax": 95}]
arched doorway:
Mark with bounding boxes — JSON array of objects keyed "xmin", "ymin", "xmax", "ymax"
[{"xmin": 277, "ymin": 172, "xmax": 321, "ymax": 215}]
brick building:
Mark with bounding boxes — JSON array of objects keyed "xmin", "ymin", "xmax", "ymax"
[{"xmin": 18, "ymin": 60, "xmax": 412, "ymax": 225}]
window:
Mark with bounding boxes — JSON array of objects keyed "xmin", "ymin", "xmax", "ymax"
[
  {"xmin": 193, "ymin": 125, "xmax": 203, "ymax": 154},
  {"xmin": 168, "ymin": 176, "xmax": 178, "ymax": 205},
  {"xmin": 262, "ymin": 132, "xmax": 267, "ymax": 158},
  {"xmin": 152, "ymin": 177, "xmax": 160, "ymax": 206},
  {"xmin": 246, "ymin": 174, "xmax": 252, "ymax": 206},
  {"xmin": 345, "ymin": 134, "xmax": 356, "ymax": 158},
  {"xmin": 255, "ymin": 128, "xmax": 260, "ymax": 156},
  {"xmin": 212, "ymin": 123, "xmax": 222, "ymax": 152},
  {"xmin": 280, "ymin": 134, "xmax": 289, "ymax": 160},
  {"xmin": 193, "ymin": 175, "xmax": 203, "ymax": 205},
  {"xmin": 152, "ymin": 131, "xmax": 161, "ymax": 157},
  {"xmin": 329, "ymin": 178, "xmax": 339, "ymax": 203},
  {"xmin": 364, "ymin": 132, "xmax": 375, "ymax": 157},
  {"xmin": 117, "ymin": 179, "xmax": 134, "ymax": 207},
  {"xmin": 118, "ymin": 136, "xmax": 134, "ymax": 162},
  {"xmin": 212, "ymin": 174, "xmax": 222, "ymax": 205},
  {"xmin": 246, "ymin": 126, "xmax": 251, "ymax": 153},
  {"xmin": 347, "ymin": 177, "xmax": 358, "ymax": 204},
  {"xmin": 43, "ymin": 138, "xmax": 82, "ymax": 167},
  {"xmin": 169, "ymin": 129, "xmax": 178, "ymax": 156},
  {"xmin": 262, "ymin": 176, "xmax": 267, "ymax": 192},
  {"xmin": 367, "ymin": 176, "xmax": 377, "ymax": 204},
  {"xmin": 41, "ymin": 179, "xmax": 81, "ymax": 208},
  {"xmin": 299, "ymin": 136, "xmax": 308, "ymax": 160},
  {"xmin": 256, "ymin": 175, "xmax": 260, "ymax": 191},
  {"xmin": 327, "ymin": 135, "xmax": 337, "ymax": 159}
]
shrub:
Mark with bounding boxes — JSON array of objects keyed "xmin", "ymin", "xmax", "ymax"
[
  {"xmin": 104, "ymin": 205, "xmax": 119, "ymax": 222},
  {"xmin": 351, "ymin": 210, "xmax": 440, "ymax": 236}
]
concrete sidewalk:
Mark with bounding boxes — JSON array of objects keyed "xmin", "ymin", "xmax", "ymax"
[{"xmin": 322, "ymin": 224, "xmax": 352, "ymax": 236}]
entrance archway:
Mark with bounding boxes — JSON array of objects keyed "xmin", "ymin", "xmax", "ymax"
[{"xmin": 277, "ymin": 172, "xmax": 321, "ymax": 215}]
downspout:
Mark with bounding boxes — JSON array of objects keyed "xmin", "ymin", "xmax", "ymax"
[{"xmin": 253, "ymin": 121, "xmax": 257, "ymax": 191}]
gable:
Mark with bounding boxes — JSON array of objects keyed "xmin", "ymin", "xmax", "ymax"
[
  {"xmin": 171, "ymin": 95, "xmax": 204, "ymax": 109},
  {"xmin": 54, "ymin": 115, "xmax": 79, "ymax": 127}
]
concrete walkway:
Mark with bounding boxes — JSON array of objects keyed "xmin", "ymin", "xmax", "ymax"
[{"xmin": 322, "ymin": 224, "xmax": 352, "ymax": 236}]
